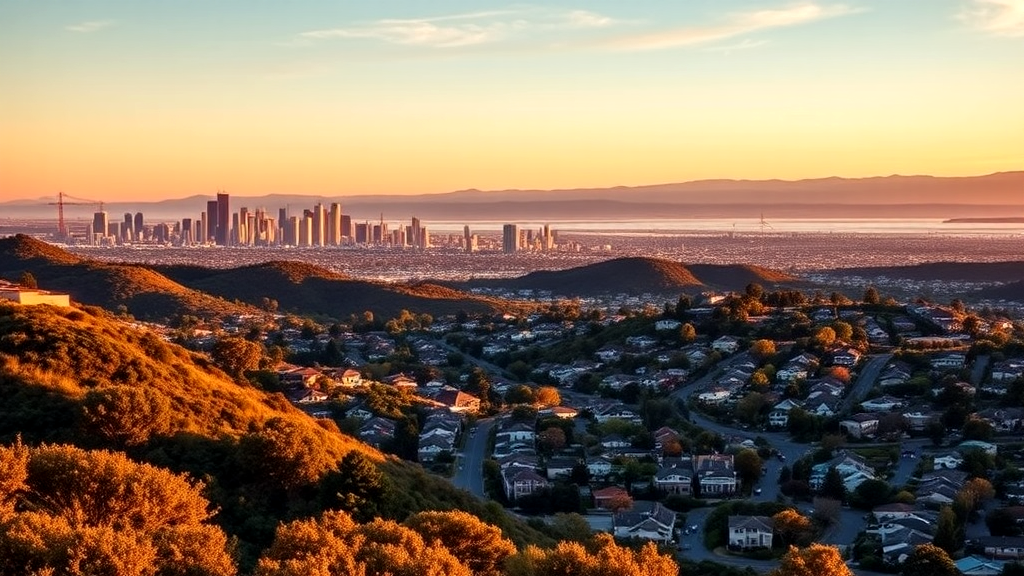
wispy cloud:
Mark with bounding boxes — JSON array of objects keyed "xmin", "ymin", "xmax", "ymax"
[
  {"xmin": 702, "ymin": 39, "xmax": 770, "ymax": 54},
  {"xmin": 296, "ymin": 7, "xmax": 615, "ymax": 49},
  {"xmin": 606, "ymin": 2, "xmax": 862, "ymax": 51},
  {"xmin": 959, "ymin": 0, "xmax": 1024, "ymax": 36},
  {"xmin": 66, "ymin": 20, "xmax": 115, "ymax": 33}
]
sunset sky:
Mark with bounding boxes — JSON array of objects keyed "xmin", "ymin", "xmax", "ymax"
[{"xmin": 1, "ymin": 0, "xmax": 1022, "ymax": 202}]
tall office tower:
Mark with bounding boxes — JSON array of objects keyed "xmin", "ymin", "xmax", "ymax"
[
  {"xmin": 108, "ymin": 222, "xmax": 121, "ymax": 244},
  {"xmin": 464, "ymin": 225, "xmax": 474, "ymax": 253},
  {"xmin": 285, "ymin": 216, "xmax": 299, "ymax": 246},
  {"xmin": 311, "ymin": 203, "xmax": 325, "ymax": 246},
  {"xmin": 92, "ymin": 212, "xmax": 109, "ymax": 239},
  {"xmin": 228, "ymin": 213, "xmax": 238, "ymax": 244},
  {"xmin": 341, "ymin": 215, "xmax": 353, "ymax": 242},
  {"xmin": 419, "ymin": 227, "xmax": 430, "ymax": 249},
  {"xmin": 199, "ymin": 212, "xmax": 208, "ymax": 244},
  {"xmin": 205, "ymin": 201, "xmax": 219, "ymax": 243},
  {"xmin": 134, "ymin": 213, "xmax": 144, "ymax": 239},
  {"xmin": 123, "ymin": 213, "xmax": 134, "ymax": 242},
  {"xmin": 278, "ymin": 207, "xmax": 287, "ymax": 228},
  {"xmin": 526, "ymin": 229, "xmax": 534, "ymax": 249},
  {"xmin": 299, "ymin": 215, "xmax": 313, "ymax": 246},
  {"xmin": 152, "ymin": 223, "xmax": 167, "ymax": 244},
  {"xmin": 216, "ymin": 192, "xmax": 230, "ymax": 245},
  {"xmin": 542, "ymin": 224, "xmax": 553, "ymax": 251},
  {"xmin": 329, "ymin": 203, "xmax": 342, "ymax": 246},
  {"xmin": 410, "ymin": 217, "xmax": 421, "ymax": 249},
  {"xmin": 391, "ymin": 229, "xmax": 403, "ymax": 246},
  {"xmin": 355, "ymin": 223, "xmax": 368, "ymax": 244},
  {"xmin": 181, "ymin": 218, "xmax": 193, "ymax": 245},
  {"xmin": 502, "ymin": 224, "xmax": 519, "ymax": 254},
  {"xmin": 194, "ymin": 220, "xmax": 203, "ymax": 245},
  {"xmin": 372, "ymin": 224, "xmax": 382, "ymax": 244},
  {"xmin": 238, "ymin": 207, "xmax": 249, "ymax": 245}
]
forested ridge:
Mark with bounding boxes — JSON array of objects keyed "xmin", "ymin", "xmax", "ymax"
[{"xmin": 0, "ymin": 302, "xmax": 679, "ymax": 575}]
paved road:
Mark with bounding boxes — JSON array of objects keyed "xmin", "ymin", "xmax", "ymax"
[
  {"xmin": 840, "ymin": 354, "xmax": 893, "ymax": 414},
  {"xmin": 452, "ymin": 418, "xmax": 495, "ymax": 498},
  {"xmin": 971, "ymin": 355, "xmax": 990, "ymax": 387}
]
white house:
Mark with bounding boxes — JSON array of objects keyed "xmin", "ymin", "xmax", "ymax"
[
  {"xmin": 728, "ymin": 515, "xmax": 775, "ymax": 550},
  {"xmin": 655, "ymin": 319, "xmax": 682, "ymax": 331},
  {"xmin": 712, "ymin": 336, "xmax": 740, "ymax": 354},
  {"xmin": 840, "ymin": 413, "xmax": 880, "ymax": 439},
  {"xmin": 613, "ymin": 501, "xmax": 677, "ymax": 543}
]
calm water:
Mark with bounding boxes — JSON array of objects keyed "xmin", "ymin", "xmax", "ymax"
[{"xmin": 428, "ymin": 218, "xmax": 1024, "ymax": 235}]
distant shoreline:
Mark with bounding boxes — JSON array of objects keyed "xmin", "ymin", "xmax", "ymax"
[{"xmin": 944, "ymin": 217, "xmax": 1024, "ymax": 224}]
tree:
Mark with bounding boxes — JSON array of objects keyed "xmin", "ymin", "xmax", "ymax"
[
  {"xmin": 735, "ymin": 449, "xmax": 764, "ymax": 487},
  {"xmin": 80, "ymin": 385, "xmax": 172, "ymax": 448},
  {"xmin": 852, "ymin": 479, "xmax": 892, "ymax": 510},
  {"xmin": 814, "ymin": 327, "xmax": 837, "ymax": 349},
  {"xmin": 751, "ymin": 339, "xmax": 777, "ymax": 361},
  {"xmin": 548, "ymin": 513, "xmax": 594, "ymax": 544},
  {"xmin": 773, "ymin": 509, "xmax": 815, "ymax": 547},
  {"xmin": 319, "ymin": 451, "xmax": 387, "ymax": 521},
  {"xmin": 537, "ymin": 427, "xmax": 567, "ymax": 454},
  {"xmin": 832, "ymin": 321, "xmax": 853, "ymax": 342},
  {"xmin": 963, "ymin": 418, "xmax": 995, "ymax": 441},
  {"xmin": 680, "ymin": 323, "xmax": 697, "ymax": 343},
  {"xmin": 827, "ymin": 366, "xmax": 851, "ymax": 384},
  {"xmin": 749, "ymin": 370, "xmax": 771, "ymax": 391},
  {"xmin": 902, "ymin": 544, "xmax": 959, "ymax": 576},
  {"xmin": 535, "ymin": 386, "xmax": 561, "ymax": 407},
  {"xmin": 238, "ymin": 417, "xmax": 334, "ymax": 489},
  {"xmin": 813, "ymin": 497, "xmax": 842, "ymax": 526},
  {"xmin": 736, "ymin": 392, "xmax": 767, "ymax": 425},
  {"xmin": 770, "ymin": 544, "xmax": 852, "ymax": 576},
  {"xmin": 17, "ymin": 271, "xmax": 37, "ymax": 289},
  {"xmin": 505, "ymin": 384, "xmax": 536, "ymax": 405},
  {"xmin": 933, "ymin": 506, "xmax": 962, "ymax": 554},
  {"xmin": 505, "ymin": 533, "xmax": 677, "ymax": 576},
  {"xmin": 819, "ymin": 467, "xmax": 846, "ymax": 501},
  {"xmin": 211, "ymin": 336, "xmax": 264, "ymax": 379},
  {"xmin": 863, "ymin": 286, "xmax": 881, "ymax": 305},
  {"xmin": 405, "ymin": 510, "xmax": 516, "ymax": 576}
]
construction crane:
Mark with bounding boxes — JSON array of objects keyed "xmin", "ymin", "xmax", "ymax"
[{"xmin": 47, "ymin": 192, "xmax": 103, "ymax": 240}]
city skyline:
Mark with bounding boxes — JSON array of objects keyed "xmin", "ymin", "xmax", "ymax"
[{"xmin": 1, "ymin": 1, "xmax": 1022, "ymax": 202}]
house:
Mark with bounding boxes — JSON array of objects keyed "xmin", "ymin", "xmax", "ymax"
[
  {"xmin": 359, "ymin": 417, "xmax": 396, "ymax": 448},
  {"xmin": 769, "ymin": 399, "xmax": 801, "ymax": 428},
  {"xmin": 931, "ymin": 352, "xmax": 967, "ymax": 370},
  {"xmin": 338, "ymin": 368, "xmax": 363, "ymax": 387},
  {"xmin": 902, "ymin": 407, "xmax": 941, "ymax": 431},
  {"xmin": 545, "ymin": 457, "xmax": 578, "ymax": 480},
  {"xmin": 829, "ymin": 347, "xmax": 862, "ymax": 367},
  {"xmin": 840, "ymin": 413, "xmax": 880, "ymax": 439},
  {"xmin": 502, "ymin": 466, "xmax": 550, "ymax": 501},
  {"xmin": 871, "ymin": 503, "xmax": 919, "ymax": 522},
  {"xmin": 601, "ymin": 434, "xmax": 631, "ymax": 450},
  {"xmin": 978, "ymin": 536, "xmax": 1024, "ymax": 560},
  {"xmin": 728, "ymin": 515, "xmax": 775, "ymax": 550},
  {"xmin": 810, "ymin": 453, "xmax": 876, "ymax": 491},
  {"xmin": 286, "ymin": 387, "xmax": 329, "ymax": 404},
  {"xmin": 593, "ymin": 486, "xmax": 630, "ymax": 510},
  {"xmin": 698, "ymin": 388, "xmax": 733, "ymax": 405},
  {"xmin": 385, "ymin": 373, "xmax": 418, "ymax": 391},
  {"xmin": 976, "ymin": 408, "xmax": 1024, "ymax": 432},
  {"xmin": 695, "ymin": 454, "xmax": 737, "ymax": 496},
  {"xmin": 433, "ymin": 389, "xmax": 481, "ymax": 413},
  {"xmin": 958, "ymin": 440, "xmax": 997, "ymax": 456},
  {"xmin": 278, "ymin": 366, "xmax": 321, "ymax": 389},
  {"xmin": 655, "ymin": 319, "xmax": 682, "ymax": 331},
  {"xmin": 933, "ymin": 453, "xmax": 964, "ymax": 470},
  {"xmin": 955, "ymin": 556, "xmax": 1006, "ymax": 576},
  {"xmin": 861, "ymin": 396, "xmax": 905, "ymax": 412},
  {"xmin": 541, "ymin": 406, "xmax": 579, "ymax": 420},
  {"xmin": 417, "ymin": 436, "xmax": 453, "ymax": 462},
  {"xmin": 586, "ymin": 455, "xmax": 615, "ymax": 479},
  {"xmin": 613, "ymin": 501, "xmax": 677, "ymax": 543},
  {"xmin": 654, "ymin": 460, "xmax": 693, "ymax": 495},
  {"xmin": 0, "ymin": 281, "xmax": 71, "ymax": 307},
  {"xmin": 712, "ymin": 336, "xmax": 740, "ymax": 354},
  {"xmin": 991, "ymin": 359, "xmax": 1024, "ymax": 382},
  {"xmin": 501, "ymin": 422, "xmax": 536, "ymax": 443}
]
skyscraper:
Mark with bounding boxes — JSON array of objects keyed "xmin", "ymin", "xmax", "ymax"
[
  {"xmin": 206, "ymin": 200, "xmax": 219, "ymax": 243},
  {"xmin": 181, "ymin": 218, "xmax": 193, "ymax": 245},
  {"xmin": 134, "ymin": 212, "xmax": 144, "ymax": 240},
  {"xmin": 329, "ymin": 203, "xmax": 342, "ymax": 246},
  {"xmin": 123, "ymin": 213, "xmax": 134, "ymax": 241},
  {"xmin": 312, "ymin": 203, "xmax": 326, "ymax": 246},
  {"xmin": 92, "ymin": 211, "xmax": 109, "ymax": 240},
  {"xmin": 216, "ymin": 192, "xmax": 230, "ymax": 245},
  {"xmin": 502, "ymin": 224, "xmax": 520, "ymax": 254},
  {"xmin": 341, "ymin": 215, "xmax": 352, "ymax": 242},
  {"xmin": 410, "ymin": 217, "xmax": 421, "ymax": 249},
  {"xmin": 464, "ymin": 225, "xmax": 474, "ymax": 253}
]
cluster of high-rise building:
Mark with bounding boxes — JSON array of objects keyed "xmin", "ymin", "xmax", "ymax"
[{"xmin": 82, "ymin": 192, "xmax": 568, "ymax": 253}]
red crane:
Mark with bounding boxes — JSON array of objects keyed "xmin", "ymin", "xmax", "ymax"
[{"xmin": 47, "ymin": 192, "xmax": 103, "ymax": 240}]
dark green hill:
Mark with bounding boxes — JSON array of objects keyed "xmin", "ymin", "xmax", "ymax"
[
  {"xmin": 687, "ymin": 263, "xmax": 804, "ymax": 290},
  {"xmin": 0, "ymin": 302, "xmax": 548, "ymax": 565},
  {"xmin": 838, "ymin": 261, "xmax": 1024, "ymax": 283},
  {"xmin": 457, "ymin": 257, "xmax": 804, "ymax": 297},
  {"xmin": 0, "ymin": 234, "xmax": 254, "ymax": 321},
  {"xmin": 158, "ymin": 260, "xmax": 522, "ymax": 319},
  {"xmin": 976, "ymin": 280, "xmax": 1024, "ymax": 302}
]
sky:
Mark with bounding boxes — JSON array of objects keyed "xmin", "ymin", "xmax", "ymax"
[{"xmin": 1, "ymin": 0, "xmax": 1022, "ymax": 202}]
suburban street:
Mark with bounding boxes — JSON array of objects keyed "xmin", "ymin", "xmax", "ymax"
[
  {"xmin": 840, "ymin": 354, "xmax": 893, "ymax": 413},
  {"xmin": 452, "ymin": 417, "xmax": 495, "ymax": 498}
]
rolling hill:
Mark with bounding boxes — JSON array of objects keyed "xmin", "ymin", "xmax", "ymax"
[
  {"xmin": 837, "ymin": 261, "xmax": 1024, "ymax": 283},
  {"xmin": 0, "ymin": 235, "xmax": 526, "ymax": 321},
  {"xmin": 156, "ymin": 260, "xmax": 526, "ymax": 320},
  {"xmin": 0, "ymin": 234, "xmax": 254, "ymax": 321},
  {"xmin": 457, "ymin": 257, "xmax": 804, "ymax": 297}
]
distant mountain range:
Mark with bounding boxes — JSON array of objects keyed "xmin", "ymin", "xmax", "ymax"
[{"xmin": 3, "ymin": 172, "xmax": 1022, "ymax": 221}]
